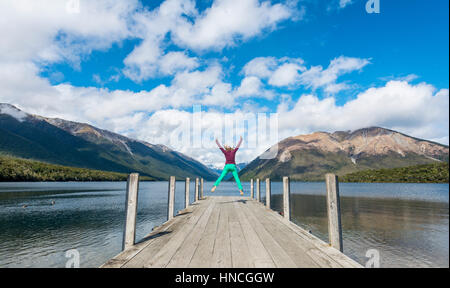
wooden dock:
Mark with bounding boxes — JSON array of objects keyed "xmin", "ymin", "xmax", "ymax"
[{"xmin": 101, "ymin": 176, "xmax": 362, "ymax": 268}]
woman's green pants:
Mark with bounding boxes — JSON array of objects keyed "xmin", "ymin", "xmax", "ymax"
[{"xmin": 214, "ymin": 164, "xmax": 243, "ymax": 190}]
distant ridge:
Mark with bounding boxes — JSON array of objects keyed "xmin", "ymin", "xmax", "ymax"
[
  {"xmin": 0, "ymin": 103, "xmax": 217, "ymax": 180},
  {"xmin": 239, "ymin": 127, "xmax": 449, "ymax": 181}
]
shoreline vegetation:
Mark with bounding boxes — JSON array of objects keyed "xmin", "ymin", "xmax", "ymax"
[
  {"xmin": 340, "ymin": 163, "xmax": 449, "ymax": 184},
  {"xmin": 0, "ymin": 155, "xmax": 154, "ymax": 182},
  {"xmin": 1, "ymin": 155, "xmax": 448, "ymax": 184}
]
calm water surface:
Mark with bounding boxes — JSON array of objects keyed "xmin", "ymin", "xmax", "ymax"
[{"xmin": 0, "ymin": 181, "xmax": 448, "ymax": 268}]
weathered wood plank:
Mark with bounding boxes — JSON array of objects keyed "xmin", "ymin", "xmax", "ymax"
[
  {"xmin": 195, "ymin": 178, "xmax": 199, "ymax": 202},
  {"xmin": 167, "ymin": 176, "xmax": 175, "ymax": 221},
  {"xmin": 256, "ymin": 178, "xmax": 261, "ymax": 202},
  {"xmin": 166, "ymin": 201, "xmax": 215, "ymax": 267},
  {"xmin": 188, "ymin": 198, "xmax": 221, "ymax": 268},
  {"xmin": 123, "ymin": 173, "xmax": 139, "ymax": 251},
  {"xmin": 246, "ymin": 200, "xmax": 320, "ymax": 268},
  {"xmin": 250, "ymin": 179, "xmax": 254, "ymax": 199},
  {"xmin": 240, "ymin": 201, "xmax": 297, "ymax": 268},
  {"xmin": 233, "ymin": 200, "xmax": 275, "ymax": 268},
  {"xmin": 211, "ymin": 198, "xmax": 232, "ymax": 267},
  {"xmin": 143, "ymin": 202, "xmax": 210, "ymax": 268},
  {"xmin": 283, "ymin": 176, "xmax": 291, "ymax": 221},
  {"xmin": 121, "ymin": 204, "xmax": 207, "ymax": 268},
  {"xmin": 185, "ymin": 178, "xmax": 190, "ymax": 208},
  {"xmin": 325, "ymin": 173, "xmax": 343, "ymax": 252},
  {"xmin": 265, "ymin": 178, "xmax": 271, "ymax": 209},
  {"xmin": 104, "ymin": 196, "xmax": 361, "ymax": 269},
  {"xmin": 229, "ymin": 200, "xmax": 253, "ymax": 268},
  {"xmin": 200, "ymin": 178, "xmax": 204, "ymax": 200}
]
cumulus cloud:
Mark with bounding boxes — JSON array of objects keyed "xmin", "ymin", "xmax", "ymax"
[
  {"xmin": 0, "ymin": 0, "xmax": 137, "ymax": 67},
  {"xmin": 277, "ymin": 81, "xmax": 449, "ymax": 144},
  {"xmin": 171, "ymin": 0, "xmax": 296, "ymax": 51},
  {"xmin": 297, "ymin": 56, "xmax": 370, "ymax": 93},
  {"xmin": 123, "ymin": 0, "xmax": 299, "ymax": 81},
  {"xmin": 243, "ymin": 57, "xmax": 306, "ymax": 87}
]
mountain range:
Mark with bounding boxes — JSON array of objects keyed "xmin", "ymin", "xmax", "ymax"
[
  {"xmin": 2, "ymin": 103, "xmax": 448, "ymax": 182},
  {"xmin": 0, "ymin": 103, "xmax": 217, "ymax": 180},
  {"xmin": 239, "ymin": 127, "xmax": 449, "ymax": 181}
]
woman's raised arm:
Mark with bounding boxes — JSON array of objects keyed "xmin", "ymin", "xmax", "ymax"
[
  {"xmin": 235, "ymin": 136, "xmax": 243, "ymax": 149},
  {"xmin": 215, "ymin": 138, "xmax": 224, "ymax": 149}
]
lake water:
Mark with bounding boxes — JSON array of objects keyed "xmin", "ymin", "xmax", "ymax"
[{"xmin": 0, "ymin": 181, "xmax": 448, "ymax": 268}]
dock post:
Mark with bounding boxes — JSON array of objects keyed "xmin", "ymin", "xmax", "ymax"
[
  {"xmin": 200, "ymin": 178, "xmax": 204, "ymax": 200},
  {"xmin": 195, "ymin": 178, "xmax": 199, "ymax": 202},
  {"xmin": 250, "ymin": 179, "xmax": 254, "ymax": 199},
  {"xmin": 167, "ymin": 176, "xmax": 175, "ymax": 221},
  {"xmin": 283, "ymin": 176, "xmax": 291, "ymax": 221},
  {"xmin": 256, "ymin": 178, "xmax": 260, "ymax": 202},
  {"xmin": 123, "ymin": 173, "xmax": 139, "ymax": 251},
  {"xmin": 185, "ymin": 178, "xmax": 190, "ymax": 208},
  {"xmin": 265, "ymin": 178, "xmax": 271, "ymax": 209},
  {"xmin": 325, "ymin": 173, "xmax": 343, "ymax": 252}
]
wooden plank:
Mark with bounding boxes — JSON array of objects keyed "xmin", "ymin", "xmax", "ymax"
[
  {"xmin": 123, "ymin": 173, "xmax": 139, "ymax": 251},
  {"xmin": 256, "ymin": 178, "xmax": 260, "ymax": 202},
  {"xmin": 167, "ymin": 176, "xmax": 175, "ymax": 221},
  {"xmin": 143, "ymin": 201, "xmax": 211, "ymax": 268},
  {"xmin": 200, "ymin": 178, "xmax": 204, "ymax": 200},
  {"xmin": 250, "ymin": 179, "xmax": 254, "ymax": 199},
  {"xmin": 188, "ymin": 198, "xmax": 221, "ymax": 268},
  {"xmin": 265, "ymin": 178, "xmax": 271, "ymax": 209},
  {"xmin": 121, "ymin": 203, "xmax": 208, "ymax": 268},
  {"xmin": 245, "ymin": 200, "xmax": 319, "ymax": 268},
  {"xmin": 229, "ymin": 200, "xmax": 253, "ymax": 268},
  {"xmin": 103, "ymin": 203, "xmax": 197, "ymax": 268},
  {"xmin": 325, "ymin": 174, "xmax": 343, "ymax": 252},
  {"xmin": 233, "ymin": 200, "xmax": 275, "ymax": 268},
  {"xmin": 195, "ymin": 178, "xmax": 199, "ymax": 202},
  {"xmin": 240, "ymin": 201, "xmax": 297, "ymax": 268},
  {"xmin": 251, "ymin": 200, "xmax": 361, "ymax": 268},
  {"xmin": 166, "ymin": 200, "xmax": 215, "ymax": 267},
  {"xmin": 211, "ymin": 198, "xmax": 232, "ymax": 267},
  {"xmin": 283, "ymin": 176, "xmax": 291, "ymax": 221},
  {"xmin": 185, "ymin": 178, "xmax": 190, "ymax": 208}
]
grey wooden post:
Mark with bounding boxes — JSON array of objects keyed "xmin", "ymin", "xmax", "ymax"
[
  {"xmin": 200, "ymin": 178, "xmax": 204, "ymax": 200},
  {"xmin": 167, "ymin": 176, "xmax": 175, "ymax": 221},
  {"xmin": 325, "ymin": 173, "xmax": 343, "ymax": 252},
  {"xmin": 185, "ymin": 178, "xmax": 190, "ymax": 208},
  {"xmin": 256, "ymin": 178, "xmax": 260, "ymax": 202},
  {"xmin": 250, "ymin": 179, "xmax": 254, "ymax": 199},
  {"xmin": 123, "ymin": 173, "xmax": 139, "ymax": 251},
  {"xmin": 195, "ymin": 178, "xmax": 199, "ymax": 202},
  {"xmin": 283, "ymin": 176, "xmax": 291, "ymax": 221},
  {"xmin": 265, "ymin": 178, "xmax": 271, "ymax": 209}
]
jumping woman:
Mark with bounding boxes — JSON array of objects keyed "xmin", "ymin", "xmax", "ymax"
[{"xmin": 211, "ymin": 136, "xmax": 244, "ymax": 195}]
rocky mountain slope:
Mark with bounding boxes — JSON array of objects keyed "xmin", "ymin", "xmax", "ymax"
[
  {"xmin": 239, "ymin": 127, "xmax": 449, "ymax": 181},
  {"xmin": 0, "ymin": 103, "xmax": 216, "ymax": 180}
]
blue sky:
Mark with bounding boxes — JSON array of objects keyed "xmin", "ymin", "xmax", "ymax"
[
  {"xmin": 41, "ymin": 0, "xmax": 449, "ymax": 97},
  {"xmin": 0, "ymin": 0, "xmax": 448, "ymax": 166}
]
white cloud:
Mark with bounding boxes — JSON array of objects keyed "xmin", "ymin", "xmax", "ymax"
[
  {"xmin": 172, "ymin": 0, "xmax": 296, "ymax": 51},
  {"xmin": 243, "ymin": 56, "xmax": 306, "ymax": 87},
  {"xmin": 0, "ymin": 0, "xmax": 137, "ymax": 67},
  {"xmin": 269, "ymin": 62, "xmax": 305, "ymax": 87},
  {"xmin": 122, "ymin": 0, "xmax": 298, "ymax": 81},
  {"xmin": 278, "ymin": 81, "xmax": 449, "ymax": 144},
  {"xmin": 297, "ymin": 56, "xmax": 370, "ymax": 93}
]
